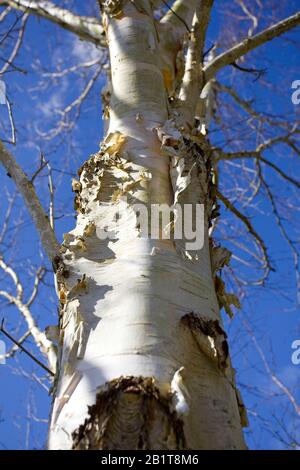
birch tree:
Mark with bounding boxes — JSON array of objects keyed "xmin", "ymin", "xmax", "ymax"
[{"xmin": 0, "ymin": 0, "xmax": 299, "ymax": 450}]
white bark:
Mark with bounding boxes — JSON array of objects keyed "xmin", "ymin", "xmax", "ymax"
[
  {"xmin": 48, "ymin": 0, "xmax": 245, "ymax": 450},
  {"xmin": 1, "ymin": 0, "xmax": 299, "ymax": 450}
]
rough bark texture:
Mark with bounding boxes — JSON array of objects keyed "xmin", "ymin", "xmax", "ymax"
[
  {"xmin": 72, "ymin": 377, "xmax": 186, "ymax": 450},
  {"xmin": 48, "ymin": 0, "xmax": 246, "ymax": 450}
]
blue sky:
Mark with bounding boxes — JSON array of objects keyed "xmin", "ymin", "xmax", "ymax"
[{"xmin": 0, "ymin": 0, "xmax": 299, "ymax": 450}]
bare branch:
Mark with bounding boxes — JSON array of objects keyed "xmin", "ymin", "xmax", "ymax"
[
  {"xmin": 5, "ymin": 95, "xmax": 16, "ymax": 145},
  {"xmin": 198, "ymin": 0, "xmax": 214, "ymax": 57},
  {"xmin": 216, "ymin": 188, "xmax": 272, "ymax": 281},
  {"xmin": 0, "ymin": 254, "xmax": 56, "ymax": 369},
  {"xmin": 237, "ymin": 0, "xmax": 258, "ymax": 37},
  {"xmin": 215, "ymin": 82, "xmax": 288, "ymax": 128},
  {"xmin": 0, "ymin": 190, "xmax": 16, "ymax": 243},
  {"xmin": 178, "ymin": 13, "xmax": 202, "ymax": 128},
  {"xmin": 0, "ymin": 255, "xmax": 23, "ymax": 299},
  {"xmin": 0, "ymin": 271, "xmax": 56, "ymax": 369},
  {"xmin": 215, "ymin": 149, "xmax": 300, "ymax": 190},
  {"xmin": 26, "ymin": 266, "xmax": 46, "ymax": 307},
  {"xmin": 257, "ymin": 131, "xmax": 300, "ymax": 152},
  {"xmin": 0, "ymin": 0, "xmax": 105, "ymax": 46},
  {"xmin": 0, "ymin": 140, "xmax": 60, "ymax": 261},
  {"xmin": 60, "ymin": 66, "xmax": 102, "ymax": 116},
  {"xmin": 160, "ymin": 0, "xmax": 197, "ymax": 34},
  {"xmin": 204, "ymin": 11, "xmax": 300, "ymax": 82},
  {"xmin": 243, "ymin": 318, "xmax": 300, "ymax": 417},
  {"xmin": 40, "ymin": 154, "xmax": 55, "ymax": 230},
  {"xmin": 0, "ymin": 11, "xmax": 28, "ymax": 75},
  {"xmin": 0, "ymin": 329, "xmax": 30, "ymax": 360},
  {"xmin": 0, "ymin": 319, "xmax": 55, "ymax": 375},
  {"xmin": 37, "ymin": 65, "xmax": 102, "ymax": 140},
  {"xmin": 30, "ymin": 155, "xmax": 48, "ymax": 183},
  {"xmin": 0, "ymin": 5, "xmax": 11, "ymax": 21},
  {"xmin": 42, "ymin": 58, "xmax": 100, "ymax": 78},
  {"xmin": 257, "ymin": 161, "xmax": 300, "ymax": 303}
]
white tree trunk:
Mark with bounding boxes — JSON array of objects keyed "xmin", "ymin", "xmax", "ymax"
[{"xmin": 48, "ymin": 1, "xmax": 246, "ymax": 450}]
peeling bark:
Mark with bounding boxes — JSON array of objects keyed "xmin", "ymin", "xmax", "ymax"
[
  {"xmin": 72, "ymin": 376, "xmax": 185, "ymax": 450},
  {"xmin": 1, "ymin": 0, "xmax": 298, "ymax": 450},
  {"xmin": 48, "ymin": 0, "xmax": 246, "ymax": 450},
  {"xmin": 180, "ymin": 312, "xmax": 229, "ymax": 370}
]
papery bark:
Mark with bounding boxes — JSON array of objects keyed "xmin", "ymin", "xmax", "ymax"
[{"xmin": 48, "ymin": 0, "xmax": 246, "ymax": 450}]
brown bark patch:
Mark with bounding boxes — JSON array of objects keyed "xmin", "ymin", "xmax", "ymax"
[
  {"xmin": 214, "ymin": 276, "xmax": 241, "ymax": 319},
  {"xmin": 72, "ymin": 376, "xmax": 186, "ymax": 450},
  {"xmin": 181, "ymin": 312, "xmax": 229, "ymax": 369}
]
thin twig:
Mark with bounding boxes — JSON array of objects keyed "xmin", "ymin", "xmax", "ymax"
[
  {"xmin": 204, "ymin": 11, "xmax": 300, "ymax": 82},
  {"xmin": 5, "ymin": 95, "xmax": 16, "ymax": 144},
  {"xmin": 216, "ymin": 188, "xmax": 273, "ymax": 280},
  {"xmin": 160, "ymin": 0, "xmax": 191, "ymax": 32},
  {"xmin": 0, "ymin": 318, "xmax": 55, "ymax": 376}
]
